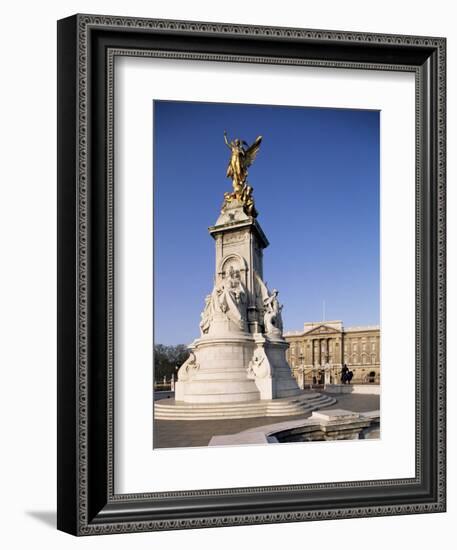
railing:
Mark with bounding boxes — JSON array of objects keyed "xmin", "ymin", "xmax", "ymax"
[{"xmin": 154, "ymin": 382, "xmax": 173, "ymax": 392}]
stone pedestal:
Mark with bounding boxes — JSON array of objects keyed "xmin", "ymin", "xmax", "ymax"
[
  {"xmin": 174, "ymin": 199, "xmax": 301, "ymax": 405},
  {"xmin": 175, "ymin": 334, "xmax": 259, "ymax": 403},
  {"xmin": 247, "ymin": 333, "xmax": 304, "ymax": 399}
]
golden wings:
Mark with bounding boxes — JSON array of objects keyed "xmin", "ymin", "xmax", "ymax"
[{"xmin": 241, "ymin": 135, "xmax": 262, "ymax": 169}]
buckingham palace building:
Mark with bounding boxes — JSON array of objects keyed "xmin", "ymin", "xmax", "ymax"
[{"xmin": 284, "ymin": 321, "xmax": 380, "ymax": 388}]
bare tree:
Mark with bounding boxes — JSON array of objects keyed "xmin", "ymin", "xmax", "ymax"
[{"xmin": 153, "ymin": 344, "xmax": 190, "ymax": 381}]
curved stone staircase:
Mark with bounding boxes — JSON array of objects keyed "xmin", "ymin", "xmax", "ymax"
[{"xmin": 154, "ymin": 391, "xmax": 336, "ymax": 420}]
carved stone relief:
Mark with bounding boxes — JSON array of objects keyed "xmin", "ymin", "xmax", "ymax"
[{"xmin": 177, "ymin": 352, "xmax": 200, "ymax": 381}]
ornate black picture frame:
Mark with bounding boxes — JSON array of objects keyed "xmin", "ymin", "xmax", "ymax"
[{"xmin": 57, "ymin": 14, "xmax": 446, "ymax": 535}]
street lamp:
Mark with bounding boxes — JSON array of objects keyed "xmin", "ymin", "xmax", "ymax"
[{"xmin": 299, "ymin": 353, "xmax": 304, "ymax": 389}]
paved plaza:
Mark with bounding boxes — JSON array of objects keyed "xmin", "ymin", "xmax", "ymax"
[{"xmin": 153, "ymin": 392, "xmax": 380, "ymax": 448}]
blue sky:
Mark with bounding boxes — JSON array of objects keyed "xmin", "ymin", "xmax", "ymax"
[{"xmin": 154, "ymin": 100, "xmax": 380, "ymax": 345}]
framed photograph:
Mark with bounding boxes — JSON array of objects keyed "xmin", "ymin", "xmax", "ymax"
[{"xmin": 57, "ymin": 14, "xmax": 446, "ymax": 535}]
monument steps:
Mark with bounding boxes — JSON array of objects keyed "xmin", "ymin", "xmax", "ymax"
[
  {"xmin": 155, "ymin": 393, "xmax": 327, "ymax": 412},
  {"xmin": 154, "ymin": 392, "xmax": 336, "ymax": 420}
]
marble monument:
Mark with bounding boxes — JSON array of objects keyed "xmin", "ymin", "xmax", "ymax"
[
  {"xmin": 156, "ymin": 132, "xmax": 335, "ymax": 419},
  {"xmin": 174, "ymin": 132, "xmax": 301, "ymax": 404}
]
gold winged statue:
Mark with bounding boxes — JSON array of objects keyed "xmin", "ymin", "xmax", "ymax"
[{"xmin": 223, "ymin": 131, "xmax": 262, "ymax": 217}]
